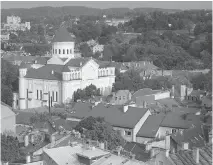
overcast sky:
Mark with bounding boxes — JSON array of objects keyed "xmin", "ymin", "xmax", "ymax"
[{"xmin": 1, "ymin": 1, "xmax": 212, "ymax": 10}]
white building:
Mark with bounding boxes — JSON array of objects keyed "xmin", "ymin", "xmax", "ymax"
[
  {"xmin": 92, "ymin": 44, "xmax": 104, "ymax": 53},
  {"xmin": 18, "ymin": 26, "xmax": 115, "ymax": 109},
  {"xmin": 4, "ymin": 15, "xmax": 31, "ymax": 31}
]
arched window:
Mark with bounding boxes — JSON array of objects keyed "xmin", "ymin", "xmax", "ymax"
[
  {"xmin": 52, "ymin": 49, "xmax": 54, "ymax": 54},
  {"xmin": 70, "ymin": 49, "xmax": 72, "ymax": 54},
  {"xmin": 75, "ymin": 73, "xmax": 77, "ymax": 79},
  {"xmin": 106, "ymin": 70, "xmax": 108, "ymax": 75},
  {"xmin": 55, "ymin": 49, "xmax": 57, "ymax": 54},
  {"xmin": 103, "ymin": 70, "xmax": 105, "ymax": 76},
  {"xmin": 59, "ymin": 49, "xmax": 61, "ymax": 54},
  {"xmin": 111, "ymin": 69, "xmax": 113, "ymax": 75},
  {"xmin": 67, "ymin": 49, "xmax": 69, "ymax": 54},
  {"xmin": 78, "ymin": 73, "xmax": 80, "ymax": 79},
  {"xmin": 72, "ymin": 73, "xmax": 74, "ymax": 79},
  {"xmin": 63, "ymin": 49, "xmax": 65, "ymax": 54}
]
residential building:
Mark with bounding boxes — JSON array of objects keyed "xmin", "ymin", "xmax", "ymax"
[
  {"xmin": 92, "ymin": 44, "xmax": 104, "ymax": 53},
  {"xmin": 0, "ymin": 102, "xmax": 16, "ymax": 134},
  {"xmin": 111, "ymin": 90, "xmax": 132, "ymax": 105},
  {"xmin": 4, "ymin": 15, "xmax": 30, "ymax": 31},
  {"xmin": 0, "ymin": 33, "xmax": 10, "ymax": 41},
  {"xmin": 105, "ymin": 18, "xmax": 130, "ymax": 27},
  {"xmin": 18, "ymin": 26, "xmax": 116, "ymax": 109},
  {"xmin": 201, "ymin": 95, "xmax": 212, "ymax": 108}
]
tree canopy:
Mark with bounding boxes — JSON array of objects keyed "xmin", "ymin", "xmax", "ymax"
[
  {"xmin": 75, "ymin": 116, "xmax": 125, "ymax": 150},
  {"xmin": 1, "ymin": 134, "xmax": 21, "ymax": 163},
  {"xmin": 1, "ymin": 59, "xmax": 19, "ymax": 106}
]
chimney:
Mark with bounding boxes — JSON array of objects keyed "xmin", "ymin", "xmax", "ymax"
[
  {"xmin": 26, "ymin": 154, "xmax": 31, "ymax": 163},
  {"xmin": 171, "ymin": 85, "xmax": 175, "ymax": 98},
  {"xmin": 24, "ymin": 135, "xmax": 29, "ymax": 147},
  {"xmin": 192, "ymin": 148, "xmax": 200, "ymax": 164},
  {"xmin": 165, "ymin": 149, "xmax": 170, "ymax": 157},
  {"xmin": 51, "ymin": 135, "xmax": 56, "ymax": 146},
  {"xmin": 143, "ymin": 101, "xmax": 147, "ymax": 108},
  {"xmin": 150, "ymin": 148, "xmax": 155, "ymax": 157},
  {"xmin": 182, "ymin": 142, "xmax": 189, "ymax": 150},
  {"xmin": 165, "ymin": 135, "xmax": 170, "ymax": 150},
  {"xmin": 123, "ymin": 105, "xmax": 128, "ymax": 113},
  {"xmin": 146, "ymin": 143, "xmax": 152, "ymax": 151}
]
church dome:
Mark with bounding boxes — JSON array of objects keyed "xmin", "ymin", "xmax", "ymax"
[{"xmin": 53, "ymin": 26, "xmax": 75, "ymax": 42}]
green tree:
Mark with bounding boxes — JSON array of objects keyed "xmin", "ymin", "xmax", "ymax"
[
  {"xmin": 1, "ymin": 134, "xmax": 21, "ymax": 162},
  {"xmin": 75, "ymin": 117, "xmax": 125, "ymax": 150}
]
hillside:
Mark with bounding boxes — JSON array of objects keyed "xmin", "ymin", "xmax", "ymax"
[{"xmin": 1, "ymin": 6, "xmax": 182, "ymax": 22}]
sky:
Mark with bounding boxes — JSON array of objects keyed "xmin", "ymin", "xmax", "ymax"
[{"xmin": 1, "ymin": 1, "xmax": 212, "ymax": 10}]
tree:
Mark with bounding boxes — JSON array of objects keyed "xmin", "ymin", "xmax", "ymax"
[
  {"xmin": 1, "ymin": 134, "xmax": 21, "ymax": 162},
  {"xmin": 1, "ymin": 60, "xmax": 19, "ymax": 106},
  {"xmin": 75, "ymin": 117, "xmax": 125, "ymax": 150},
  {"xmin": 73, "ymin": 84, "xmax": 101, "ymax": 102}
]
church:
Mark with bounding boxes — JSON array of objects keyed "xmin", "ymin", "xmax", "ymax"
[{"xmin": 19, "ymin": 26, "xmax": 115, "ymax": 110}]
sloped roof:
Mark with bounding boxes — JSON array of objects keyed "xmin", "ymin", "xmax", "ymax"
[
  {"xmin": 160, "ymin": 112, "xmax": 191, "ymax": 129},
  {"xmin": 169, "ymin": 144, "xmax": 212, "ymax": 165},
  {"xmin": 25, "ymin": 64, "xmax": 64, "ymax": 80},
  {"xmin": 67, "ymin": 102, "xmax": 93, "ymax": 119},
  {"xmin": 132, "ymin": 88, "xmax": 161, "ymax": 100},
  {"xmin": 171, "ymin": 123, "xmax": 206, "ymax": 149},
  {"xmin": 89, "ymin": 104, "xmax": 149, "ymax": 129},
  {"xmin": 53, "ymin": 26, "xmax": 75, "ymax": 42},
  {"xmin": 137, "ymin": 114, "xmax": 165, "ymax": 138},
  {"xmin": 189, "ymin": 90, "xmax": 206, "ymax": 97},
  {"xmin": 122, "ymin": 142, "xmax": 151, "ymax": 162},
  {"xmin": 1, "ymin": 102, "xmax": 15, "ymax": 119},
  {"xmin": 65, "ymin": 57, "xmax": 90, "ymax": 67},
  {"xmin": 62, "ymin": 65, "xmax": 70, "ymax": 72},
  {"xmin": 34, "ymin": 56, "xmax": 51, "ymax": 65}
]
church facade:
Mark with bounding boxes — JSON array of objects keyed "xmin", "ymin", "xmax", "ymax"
[{"xmin": 19, "ymin": 27, "xmax": 115, "ymax": 109}]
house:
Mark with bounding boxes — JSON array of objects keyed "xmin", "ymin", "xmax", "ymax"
[
  {"xmin": 111, "ymin": 90, "xmax": 132, "ymax": 105},
  {"xmin": 0, "ymin": 33, "xmax": 10, "ymax": 41},
  {"xmin": 92, "ymin": 44, "xmax": 104, "ymax": 53},
  {"xmin": 159, "ymin": 112, "xmax": 191, "ymax": 137},
  {"xmin": 0, "ymin": 102, "xmax": 16, "ymax": 134},
  {"xmin": 42, "ymin": 145, "xmax": 110, "ymax": 165},
  {"xmin": 168, "ymin": 144, "xmax": 212, "ymax": 165},
  {"xmin": 136, "ymin": 114, "xmax": 166, "ymax": 143},
  {"xmin": 4, "ymin": 15, "xmax": 30, "ymax": 31},
  {"xmin": 90, "ymin": 104, "xmax": 151, "ymax": 142},
  {"xmin": 186, "ymin": 89, "xmax": 206, "ymax": 102},
  {"xmin": 201, "ymin": 95, "xmax": 212, "ymax": 108}
]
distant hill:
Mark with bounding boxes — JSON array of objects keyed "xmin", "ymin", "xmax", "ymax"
[{"xmin": 1, "ymin": 6, "xmax": 182, "ymax": 22}]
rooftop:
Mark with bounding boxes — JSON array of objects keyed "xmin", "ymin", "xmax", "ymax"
[
  {"xmin": 1, "ymin": 102, "xmax": 15, "ymax": 119},
  {"xmin": 160, "ymin": 112, "xmax": 191, "ymax": 129},
  {"xmin": 89, "ymin": 104, "xmax": 149, "ymax": 129},
  {"xmin": 53, "ymin": 26, "xmax": 75, "ymax": 42},
  {"xmin": 44, "ymin": 145, "xmax": 110, "ymax": 165},
  {"xmin": 169, "ymin": 144, "xmax": 212, "ymax": 165},
  {"xmin": 137, "ymin": 114, "xmax": 165, "ymax": 138},
  {"xmin": 132, "ymin": 88, "xmax": 161, "ymax": 100}
]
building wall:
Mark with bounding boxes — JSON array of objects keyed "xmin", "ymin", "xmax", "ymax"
[
  {"xmin": 133, "ymin": 110, "xmax": 151, "ymax": 142},
  {"xmin": 154, "ymin": 92, "xmax": 170, "ymax": 100},
  {"xmin": 20, "ymin": 77, "xmax": 61, "ymax": 109},
  {"xmin": 113, "ymin": 127, "xmax": 133, "ymax": 142},
  {"xmin": 136, "ymin": 137, "xmax": 153, "ymax": 144},
  {"xmin": 111, "ymin": 92, "xmax": 131, "ymax": 105},
  {"xmin": 52, "ymin": 42, "xmax": 75, "ymax": 58},
  {"xmin": 42, "ymin": 152, "xmax": 58, "ymax": 165},
  {"xmin": 148, "ymin": 151, "xmax": 173, "ymax": 165},
  {"xmin": 0, "ymin": 115, "xmax": 16, "ymax": 134}
]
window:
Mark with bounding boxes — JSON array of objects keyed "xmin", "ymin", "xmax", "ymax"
[
  {"xmin": 55, "ymin": 49, "xmax": 57, "ymax": 54},
  {"xmin": 172, "ymin": 129, "xmax": 177, "ymax": 134},
  {"xmin": 125, "ymin": 130, "xmax": 131, "ymax": 136},
  {"xmin": 70, "ymin": 49, "xmax": 72, "ymax": 54},
  {"xmin": 67, "ymin": 49, "xmax": 69, "ymax": 54},
  {"xmin": 56, "ymin": 92, "xmax": 58, "ymax": 102},
  {"xmin": 115, "ymin": 97, "xmax": 117, "ymax": 100},
  {"xmin": 106, "ymin": 70, "xmax": 108, "ymax": 75},
  {"xmin": 119, "ymin": 96, "xmax": 121, "ymax": 100},
  {"xmin": 123, "ymin": 96, "xmax": 125, "ymax": 100},
  {"xmin": 159, "ymin": 161, "xmax": 163, "ymax": 165},
  {"xmin": 37, "ymin": 90, "xmax": 39, "ymax": 99},
  {"xmin": 52, "ymin": 91, "xmax": 54, "ymax": 101},
  {"xmin": 63, "ymin": 49, "xmax": 65, "ymax": 54},
  {"xmin": 27, "ymin": 89, "xmax": 28, "ymax": 98},
  {"xmin": 52, "ymin": 49, "xmax": 54, "ymax": 54},
  {"xmin": 59, "ymin": 49, "xmax": 61, "ymax": 54},
  {"xmin": 40, "ymin": 90, "xmax": 42, "ymax": 100}
]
